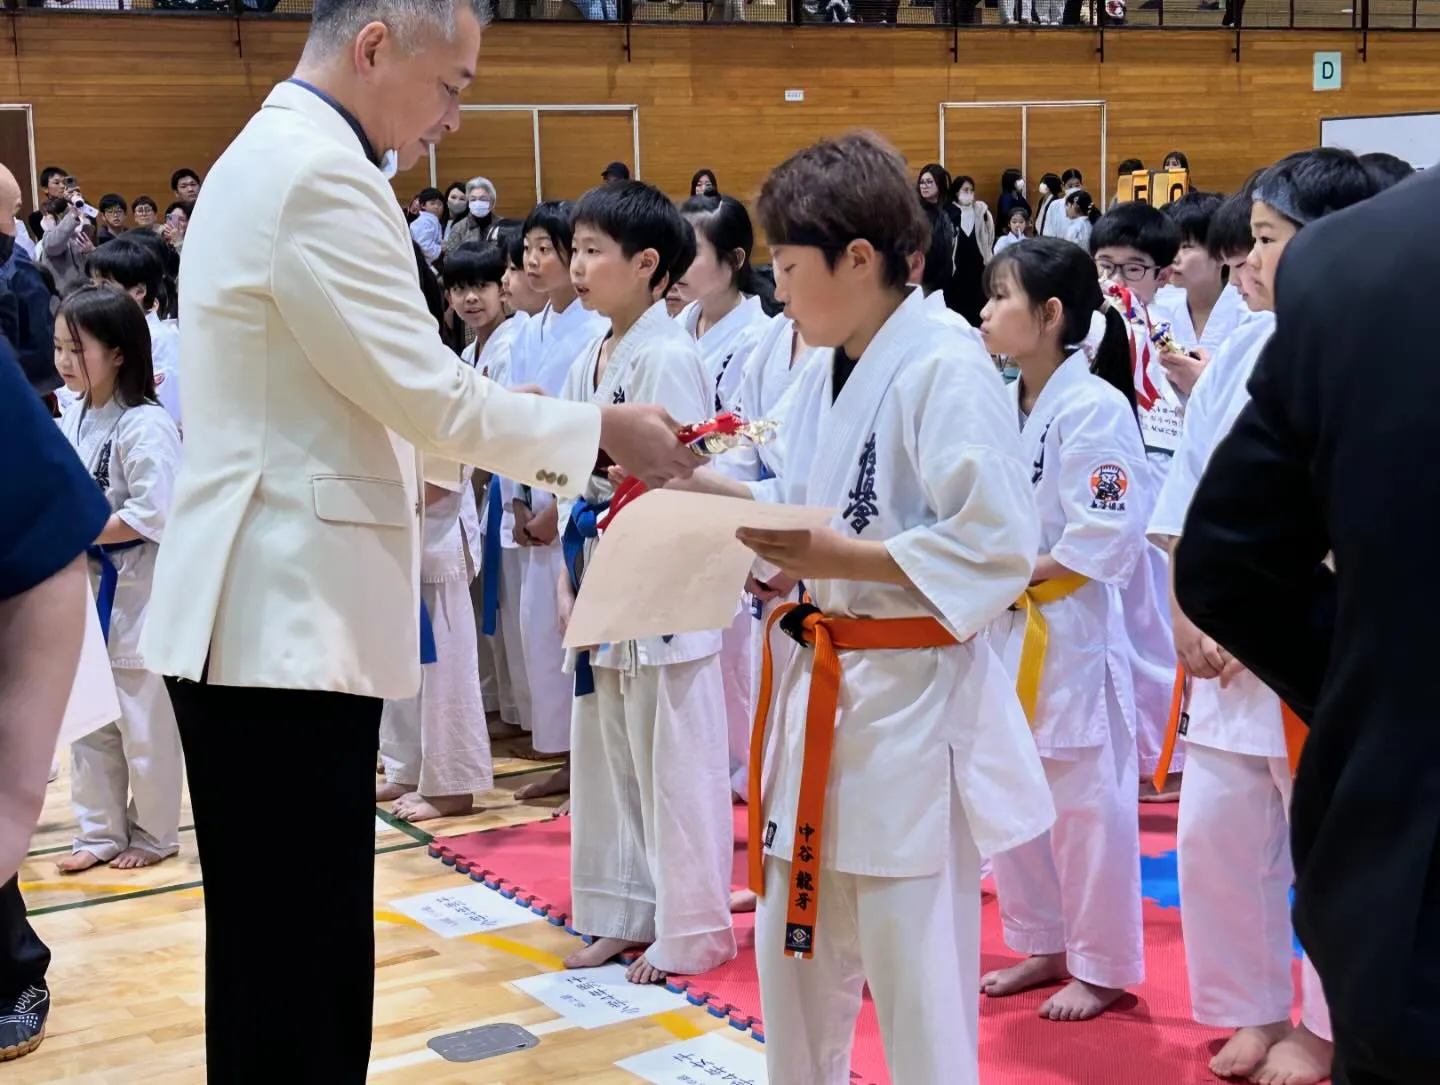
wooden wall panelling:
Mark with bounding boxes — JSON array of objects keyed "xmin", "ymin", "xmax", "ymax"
[
  {"xmin": 537, "ymin": 110, "xmax": 633, "ymax": 200},
  {"xmin": 941, "ymin": 105, "xmax": 1024, "ymax": 212},
  {"xmin": 438, "ymin": 109, "xmax": 539, "ymax": 217},
  {"xmin": 1023, "ymin": 103, "xmax": 1104, "ymax": 207}
]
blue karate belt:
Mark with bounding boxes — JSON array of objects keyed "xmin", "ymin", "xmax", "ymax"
[
  {"xmin": 87, "ymin": 540, "xmax": 145, "ymax": 643},
  {"xmin": 420, "ymin": 599, "xmax": 438, "ymax": 664},
  {"xmin": 562, "ymin": 497, "xmax": 610, "ymax": 697},
  {"xmin": 479, "ymin": 474, "xmax": 504, "ymax": 636}
]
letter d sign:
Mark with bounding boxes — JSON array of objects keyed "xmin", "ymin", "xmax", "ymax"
[{"xmin": 1313, "ymin": 51, "xmax": 1342, "ymax": 91}]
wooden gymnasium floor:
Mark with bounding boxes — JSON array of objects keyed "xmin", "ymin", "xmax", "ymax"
[{"xmin": 13, "ymin": 735, "xmax": 764, "ymax": 1083}]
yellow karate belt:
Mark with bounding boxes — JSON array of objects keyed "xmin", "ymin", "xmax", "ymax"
[
  {"xmin": 1011, "ymin": 573, "xmax": 1091, "ymax": 725},
  {"xmin": 747, "ymin": 601, "xmax": 960, "ymax": 960}
]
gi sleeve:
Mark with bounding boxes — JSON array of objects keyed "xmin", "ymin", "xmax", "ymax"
[
  {"xmin": 1147, "ymin": 354, "xmax": 1221, "ymax": 543},
  {"xmin": 886, "ymin": 346, "xmax": 1041, "ymax": 641},
  {"xmin": 1049, "ymin": 395, "xmax": 1147, "ymax": 585},
  {"xmin": 115, "ymin": 408, "xmax": 182, "ymax": 544}
]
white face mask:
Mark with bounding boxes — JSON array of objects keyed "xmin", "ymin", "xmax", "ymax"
[
  {"xmin": 958, "ymin": 193, "xmax": 975, "ymax": 207},
  {"xmin": 1038, "ymin": 182, "xmax": 1050, "ymax": 197},
  {"xmin": 379, "ymin": 149, "xmax": 398, "ymax": 181},
  {"xmin": 469, "ymin": 198, "xmax": 492, "ymax": 218},
  {"xmin": 1016, "ymin": 179, "xmax": 1026, "ymax": 194}
]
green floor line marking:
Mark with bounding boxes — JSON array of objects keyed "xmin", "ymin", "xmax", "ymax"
[
  {"xmin": 374, "ymin": 805, "xmax": 434, "ymax": 845},
  {"xmin": 27, "ymin": 879, "xmax": 204, "ymax": 917},
  {"xmin": 29, "ymin": 823, "xmax": 195, "ymax": 859},
  {"xmin": 494, "ymin": 762, "xmax": 563, "ymax": 781},
  {"xmin": 375, "ymin": 840, "xmax": 430, "ymax": 856}
]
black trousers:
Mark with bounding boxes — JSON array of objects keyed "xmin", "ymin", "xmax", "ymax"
[
  {"xmin": 1334, "ymin": 1039, "xmax": 1440, "ymax": 1085},
  {"xmin": 0, "ymin": 876, "xmax": 48, "ymax": 1002},
  {"xmin": 167, "ymin": 678, "xmax": 381, "ymax": 1084}
]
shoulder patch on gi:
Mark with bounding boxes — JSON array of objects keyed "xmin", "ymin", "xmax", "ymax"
[{"xmin": 1089, "ymin": 462, "xmax": 1128, "ymax": 512}]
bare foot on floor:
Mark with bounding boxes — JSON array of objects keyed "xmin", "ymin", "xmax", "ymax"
[
  {"xmin": 515, "ymin": 766, "xmax": 570, "ymax": 802},
  {"xmin": 1209, "ymin": 1022, "xmax": 1290, "ymax": 1079},
  {"xmin": 550, "ymin": 799, "xmax": 570, "ymax": 818},
  {"xmin": 729, "ymin": 889, "xmax": 757, "ymax": 914},
  {"xmin": 392, "ymin": 793, "xmax": 474, "ymax": 821},
  {"xmin": 1139, "ymin": 775, "xmax": 1182, "ymax": 803},
  {"xmin": 1038, "ymin": 978, "xmax": 1127, "ymax": 1021},
  {"xmin": 376, "ymin": 781, "xmax": 413, "ymax": 802},
  {"xmin": 1251, "ymin": 1024, "xmax": 1333, "ymax": 1085},
  {"xmin": 981, "ymin": 952, "xmax": 1067, "ymax": 998},
  {"xmin": 563, "ymin": 937, "xmax": 646, "ymax": 970},
  {"xmin": 56, "ymin": 850, "xmax": 104, "ymax": 875},
  {"xmin": 626, "ymin": 953, "xmax": 668, "ymax": 985},
  {"xmin": 110, "ymin": 848, "xmax": 167, "ymax": 870}
]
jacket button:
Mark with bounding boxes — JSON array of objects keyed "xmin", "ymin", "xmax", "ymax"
[{"xmin": 555, "ymin": 473, "xmax": 568, "ymax": 487}]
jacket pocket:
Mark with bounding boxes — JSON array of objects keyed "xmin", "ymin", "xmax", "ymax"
[{"xmin": 311, "ymin": 475, "xmax": 411, "ymax": 529}]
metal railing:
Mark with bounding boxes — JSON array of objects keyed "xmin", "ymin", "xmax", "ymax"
[{"xmin": 3, "ymin": 0, "xmax": 1429, "ymax": 38}]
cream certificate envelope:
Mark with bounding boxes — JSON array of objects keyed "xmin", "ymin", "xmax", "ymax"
[
  {"xmin": 57, "ymin": 578, "xmax": 120, "ymax": 752},
  {"xmin": 563, "ymin": 489, "xmax": 835, "ymax": 648}
]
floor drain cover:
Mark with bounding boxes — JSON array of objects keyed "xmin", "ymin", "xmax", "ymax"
[{"xmin": 427, "ymin": 1023, "xmax": 539, "ymax": 1062}]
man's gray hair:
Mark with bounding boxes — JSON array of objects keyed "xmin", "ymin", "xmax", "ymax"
[{"xmin": 303, "ymin": 0, "xmax": 491, "ymax": 60}]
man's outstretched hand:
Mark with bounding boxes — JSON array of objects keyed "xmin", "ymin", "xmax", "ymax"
[{"xmin": 598, "ymin": 404, "xmax": 705, "ymax": 489}]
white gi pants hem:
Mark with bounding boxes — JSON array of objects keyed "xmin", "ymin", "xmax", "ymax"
[
  {"xmin": 1177, "ymin": 742, "xmax": 1331, "ymax": 1039},
  {"xmin": 756, "ymin": 798, "xmax": 982, "ymax": 1085},
  {"xmin": 70, "ymin": 666, "xmax": 183, "ymax": 860},
  {"xmin": 570, "ymin": 657, "xmax": 737, "ymax": 975},
  {"xmin": 499, "ymin": 546, "xmax": 531, "ymax": 730},
  {"xmin": 520, "ymin": 544, "xmax": 571, "ymax": 754}
]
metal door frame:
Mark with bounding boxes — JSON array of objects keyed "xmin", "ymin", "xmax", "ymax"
[{"xmin": 939, "ymin": 100, "xmax": 1109, "ymax": 207}]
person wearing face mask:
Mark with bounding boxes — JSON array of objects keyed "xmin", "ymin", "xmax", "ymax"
[
  {"xmin": 1033, "ymin": 172, "xmax": 1062, "ymax": 237},
  {"xmin": 441, "ymin": 181, "xmax": 468, "ymax": 240},
  {"xmin": 442, "ymin": 175, "xmax": 497, "ymax": 256},
  {"xmin": 1042, "ymin": 168, "xmax": 1084, "ymax": 238},
  {"xmin": 997, "ymin": 167, "xmax": 1031, "ymax": 228},
  {"xmin": 945, "ymin": 174, "xmax": 994, "ymax": 326}
]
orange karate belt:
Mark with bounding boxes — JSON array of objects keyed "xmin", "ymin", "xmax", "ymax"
[
  {"xmin": 1151, "ymin": 667, "xmax": 1309, "ymax": 792},
  {"xmin": 746, "ymin": 600, "xmax": 959, "ymax": 960}
]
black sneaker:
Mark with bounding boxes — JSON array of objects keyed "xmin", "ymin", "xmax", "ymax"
[{"xmin": 0, "ymin": 984, "xmax": 49, "ymax": 1061}]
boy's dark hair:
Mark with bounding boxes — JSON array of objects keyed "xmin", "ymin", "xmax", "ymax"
[
  {"xmin": 165, "ymin": 199, "xmax": 193, "ymax": 221},
  {"xmin": 522, "ymin": 200, "xmax": 577, "ymax": 264},
  {"xmin": 574, "ymin": 181, "xmax": 690, "ymax": 292},
  {"xmin": 99, "ymin": 193, "xmax": 128, "ymax": 215},
  {"xmin": 88, "ymin": 234, "xmax": 167, "ymax": 312},
  {"xmin": 417, "ymin": 186, "xmax": 445, "ymax": 206},
  {"xmin": 1206, "ymin": 168, "xmax": 1265, "ymax": 261},
  {"xmin": 494, "ymin": 218, "xmax": 525, "ymax": 268},
  {"xmin": 133, "ymin": 195, "xmax": 158, "ymax": 213},
  {"xmin": 60, "ymin": 283, "xmax": 157, "ymax": 409},
  {"xmin": 1090, "ymin": 201, "xmax": 1182, "ymax": 266},
  {"xmin": 1252, "ymin": 147, "xmax": 1377, "ymax": 229},
  {"xmin": 170, "ymin": 167, "xmax": 200, "ymax": 191},
  {"xmin": 1163, "ymin": 190, "xmax": 1224, "ymax": 247},
  {"xmin": 42, "ymin": 196, "xmax": 69, "ymax": 219},
  {"xmin": 985, "ymin": 237, "xmax": 1136, "ymax": 417},
  {"xmin": 442, "ymin": 242, "xmax": 506, "ymax": 291},
  {"xmin": 756, "ymin": 131, "xmax": 927, "ymax": 291},
  {"xmin": 1358, "ymin": 151, "xmax": 1414, "ymax": 191},
  {"xmin": 673, "ymin": 215, "xmax": 697, "ymax": 290},
  {"xmin": 1117, "ymin": 157, "xmax": 1145, "ymax": 176},
  {"xmin": 680, "ymin": 193, "xmax": 780, "ymax": 315},
  {"xmin": 601, "ymin": 161, "xmax": 631, "ymax": 182}
]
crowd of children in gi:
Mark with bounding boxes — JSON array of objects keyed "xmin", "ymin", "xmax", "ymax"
[{"xmin": 50, "ymin": 127, "xmax": 1416, "ymax": 1085}]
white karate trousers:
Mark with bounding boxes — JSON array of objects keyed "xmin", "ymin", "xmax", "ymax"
[
  {"xmin": 71, "ymin": 667, "xmax": 183, "ymax": 861},
  {"xmin": 719, "ymin": 608, "xmax": 753, "ymax": 799},
  {"xmin": 1177, "ymin": 742, "xmax": 1331, "ymax": 1038},
  {"xmin": 519, "ymin": 543, "xmax": 572, "ymax": 754},
  {"xmin": 381, "ymin": 579, "xmax": 493, "ymax": 796},
  {"xmin": 499, "ymin": 546, "xmax": 532, "ymax": 731},
  {"xmin": 570, "ymin": 656, "xmax": 737, "ymax": 975},
  {"xmin": 756, "ymin": 800, "xmax": 983, "ymax": 1085},
  {"xmin": 990, "ymin": 686, "xmax": 1145, "ymax": 990}
]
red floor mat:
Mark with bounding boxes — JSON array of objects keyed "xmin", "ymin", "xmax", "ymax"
[{"xmin": 429, "ymin": 804, "xmax": 1256, "ymax": 1084}]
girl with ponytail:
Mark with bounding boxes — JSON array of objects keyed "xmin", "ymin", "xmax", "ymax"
[{"xmin": 977, "ymin": 236, "xmax": 1151, "ymax": 1024}]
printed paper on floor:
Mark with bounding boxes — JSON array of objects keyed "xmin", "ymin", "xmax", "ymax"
[
  {"xmin": 512, "ymin": 964, "xmax": 688, "ymax": 1029},
  {"xmin": 616, "ymin": 1032, "xmax": 768, "ymax": 1084},
  {"xmin": 389, "ymin": 883, "xmax": 544, "ymax": 937}
]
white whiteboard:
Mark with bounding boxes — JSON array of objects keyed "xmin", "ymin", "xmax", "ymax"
[{"xmin": 1320, "ymin": 112, "xmax": 1438, "ymax": 171}]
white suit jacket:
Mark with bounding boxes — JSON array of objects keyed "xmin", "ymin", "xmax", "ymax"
[{"xmin": 141, "ymin": 82, "xmax": 600, "ymax": 700}]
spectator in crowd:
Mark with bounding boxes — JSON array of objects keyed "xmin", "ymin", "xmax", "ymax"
[
  {"xmin": 915, "ymin": 163, "xmax": 957, "ymax": 302},
  {"xmin": 97, "ymin": 194, "xmax": 128, "ymax": 245},
  {"xmin": 38, "ymin": 195, "xmax": 93, "ymax": 298},
  {"xmin": 601, "ymin": 161, "xmax": 630, "ymax": 183},
  {"xmin": 691, "ymin": 168, "xmax": 718, "ymax": 197},
  {"xmin": 997, "ymin": 166, "xmax": 1030, "ymax": 225},
  {"xmin": 0, "ymin": 162, "xmax": 32, "ymax": 259},
  {"xmin": 443, "ymin": 181, "xmax": 468, "ymax": 240},
  {"xmin": 1111, "ymin": 157, "xmax": 1145, "ymax": 207},
  {"xmin": 170, "ymin": 168, "xmax": 202, "ymax": 203},
  {"xmin": 442, "ymin": 176, "xmax": 497, "ymax": 256},
  {"xmin": 132, "ymin": 196, "xmax": 160, "ymax": 234},
  {"xmin": 39, "ymin": 166, "xmax": 67, "ymax": 202},
  {"xmin": 946, "ymin": 173, "xmax": 994, "ymax": 325},
  {"xmin": 410, "ymin": 187, "xmax": 445, "ymax": 265},
  {"xmin": 0, "ymin": 165, "xmax": 57, "ymax": 393},
  {"xmin": 162, "ymin": 200, "xmax": 191, "ymax": 254},
  {"xmin": 1163, "ymin": 150, "xmax": 1190, "ymax": 174}
]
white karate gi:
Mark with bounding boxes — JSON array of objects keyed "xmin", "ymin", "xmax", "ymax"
[
  {"xmin": 379, "ymin": 459, "xmax": 493, "ymax": 797},
  {"xmin": 147, "ymin": 310, "xmax": 182, "ymax": 430},
  {"xmin": 678, "ymin": 294, "xmax": 774, "ymax": 798},
  {"xmin": 1114, "ymin": 296, "xmax": 1184, "ymax": 778},
  {"xmin": 509, "ymin": 300, "xmax": 609, "ymax": 754},
  {"xmin": 747, "ymin": 290, "xmax": 1054, "ymax": 1085},
  {"xmin": 922, "ymin": 287, "xmax": 987, "ymax": 350},
  {"xmin": 559, "ymin": 302, "xmax": 736, "ymax": 975},
  {"xmin": 1145, "ymin": 311, "xmax": 1329, "ymax": 1036},
  {"xmin": 1152, "ymin": 282, "xmax": 1248, "ymax": 358},
  {"xmin": 59, "ymin": 397, "xmax": 184, "ymax": 862},
  {"xmin": 986, "ymin": 351, "xmax": 1149, "ymax": 992}
]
